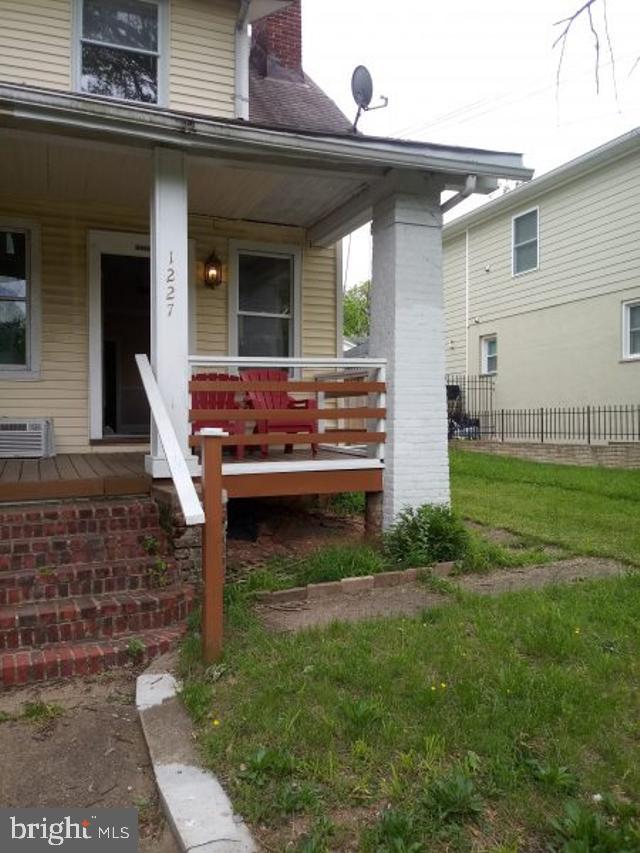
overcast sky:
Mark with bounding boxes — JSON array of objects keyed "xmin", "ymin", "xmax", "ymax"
[{"xmin": 302, "ymin": 0, "xmax": 640, "ymax": 289}]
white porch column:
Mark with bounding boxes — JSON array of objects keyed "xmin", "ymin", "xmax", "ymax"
[
  {"xmin": 370, "ymin": 188, "xmax": 450, "ymax": 527},
  {"xmin": 146, "ymin": 147, "xmax": 197, "ymax": 477}
]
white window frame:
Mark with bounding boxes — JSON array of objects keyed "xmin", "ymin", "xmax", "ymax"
[
  {"xmin": 622, "ymin": 299, "xmax": 640, "ymax": 362},
  {"xmin": 0, "ymin": 218, "xmax": 41, "ymax": 380},
  {"xmin": 512, "ymin": 206, "xmax": 539, "ymax": 277},
  {"xmin": 481, "ymin": 334, "xmax": 497, "ymax": 376},
  {"xmin": 73, "ymin": 0, "xmax": 169, "ymax": 107},
  {"xmin": 228, "ymin": 241, "xmax": 302, "ymax": 359}
]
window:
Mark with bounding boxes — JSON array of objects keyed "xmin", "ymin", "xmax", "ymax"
[
  {"xmin": 233, "ymin": 248, "xmax": 299, "ymax": 358},
  {"xmin": 623, "ymin": 300, "xmax": 640, "ymax": 360},
  {"xmin": 76, "ymin": 0, "xmax": 164, "ymax": 104},
  {"xmin": 0, "ymin": 226, "xmax": 39, "ymax": 376},
  {"xmin": 512, "ymin": 208, "xmax": 538, "ymax": 275},
  {"xmin": 481, "ymin": 335, "xmax": 497, "ymax": 375}
]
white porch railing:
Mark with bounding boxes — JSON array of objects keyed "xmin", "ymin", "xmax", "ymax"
[
  {"xmin": 135, "ymin": 354, "xmax": 205, "ymax": 525},
  {"xmin": 188, "ymin": 355, "xmax": 387, "ymax": 472}
]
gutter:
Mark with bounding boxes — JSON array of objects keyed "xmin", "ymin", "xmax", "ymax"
[
  {"xmin": 235, "ymin": 0, "xmax": 251, "ymax": 121},
  {"xmin": 0, "ymin": 84, "xmax": 532, "ymax": 181}
]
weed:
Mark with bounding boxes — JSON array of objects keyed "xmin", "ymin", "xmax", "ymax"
[
  {"xmin": 132, "ymin": 796, "xmax": 152, "ymax": 822},
  {"xmin": 362, "ymin": 808, "xmax": 423, "ymax": 852},
  {"xmin": 38, "ymin": 565, "xmax": 55, "ymax": 577},
  {"xmin": 340, "ymin": 698, "xmax": 384, "ymax": 735},
  {"xmin": 150, "ymin": 557, "xmax": 170, "ymax": 588},
  {"xmin": 550, "ymin": 798, "xmax": 640, "ymax": 850},
  {"xmin": 295, "ymin": 816, "xmax": 335, "ymax": 852},
  {"xmin": 126, "ymin": 638, "xmax": 145, "ymax": 660},
  {"xmin": 141, "ymin": 535, "xmax": 159, "ymax": 556},
  {"xmin": 384, "ymin": 505, "xmax": 469, "ymax": 567},
  {"xmin": 0, "ymin": 711, "xmax": 14, "ymax": 723},
  {"xmin": 326, "ymin": 492, "xmax": 365, "ymax": 516},
  {"xmin": 22, "ymin": 701, "xmax": 63, "ymax": 724},
  {"xmin": 422, "ymin": 768, "xmax": 483, "ymax": 823},
  {"xmin": 277, "ymin": 781, "xmax": 319, "ymax": 815},
  {"xmin": 242, "ymin": 747, "xmax": 296, "ymax": 784},
  {"xmin": 526, "ymin": 759, "xmax": 578, "ymax": 793},
  {"xmin": 180, "ymin": 680, "xmax": 213, "ymax": 722}
]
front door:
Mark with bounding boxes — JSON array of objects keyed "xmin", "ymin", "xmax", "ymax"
[{"xmin": 89, "ymin": 232, "xmax": 150, "ymax": 440}]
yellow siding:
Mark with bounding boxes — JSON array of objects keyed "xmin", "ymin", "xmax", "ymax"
[
  {"xmin": 0, "ymin": 198, "xmax": 337, "ymax": 453},
  {"xmin": 0, "ymin": 0, "xmax": 237, "ymax": 119},
  {"xmin": 169, "ymin": 0, "xmax": 237, "ymax": 118},
  {"xmin": 0, "ymin": 0, "xmax": 71, "ymax": 91}
]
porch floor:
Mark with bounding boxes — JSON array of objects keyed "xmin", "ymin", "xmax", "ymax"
[
  {"xmin": 0, "ymin": 453, "xmax": 150, "ymax": 503},
  {"xmin": 0, "ymin": 448, "xmax": 381, "ymax": 503}
]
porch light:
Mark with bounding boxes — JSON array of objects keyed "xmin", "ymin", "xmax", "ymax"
[{"xmin": 204, "ymin": 252, "xmax": 223, "ymax": 288}]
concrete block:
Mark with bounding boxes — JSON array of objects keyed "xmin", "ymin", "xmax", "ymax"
[
  {"xmin": 307, "ymin": 581, "xmax": 342, "ymax": 600},
  {"xmin": 340, "ymin": 575, "xmax": 374, "ymax": 594}
]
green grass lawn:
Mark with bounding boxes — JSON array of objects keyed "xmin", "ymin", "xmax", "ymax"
[
  {"xmin": 179, "ymin": 453, "xmax": 640, "ymax": 851},
  {"xmin": 451, "ymin": 450, "xmax": 640, "ymax": 567}
]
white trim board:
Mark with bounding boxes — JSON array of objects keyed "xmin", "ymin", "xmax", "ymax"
[
  {"xmin": 221, "ymin": 459, "xmax": 384, "ymax": 476},
  {"xmin": 228, "ymin": 240, "xmax": 303, "ymax": 358}
]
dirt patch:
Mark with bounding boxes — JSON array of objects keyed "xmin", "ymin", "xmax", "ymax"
[
  {"xmin": 465, "ymin": 521, "xmax": 566, "ymax": 557},
  {"xmin": 458, "ymin": 557, "xmax": 628, "ymax": 595},
  {"xmin": 256, "ymin": 557, "xmax": 631, "ymax": 633},
  {"xmin": 227, "ymin": 498, "xmax": 364, "ymax": 579},
  {"xmin": 0, "ymin": 671, "xmax": 177, "ymax": 853}
]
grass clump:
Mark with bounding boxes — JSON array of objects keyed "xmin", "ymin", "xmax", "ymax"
[
  {"xmin": 243, "ymin": 543, "xmax": 389, "ymax": 593},
  {"xmin": 384, "ymin": 505, "xmax": 469, "ymax": 567},
  {"xmin": 326, "ymin": 492, "xmax": 365, "ymax": 516},
  {"xmin": 456, "ymin": 533, "xmax": 554, "ymax": 574},
  {"xmin": 550, "ymin": 797, "xmax": 640, "ymax": 850},
  {"xmin": 22, "ymin": 701, "xmax": 64, "ymax": 724}
]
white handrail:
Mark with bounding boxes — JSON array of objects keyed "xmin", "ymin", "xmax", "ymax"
[
  {"xmin": 135, "ymin": 354, "xmax": 205, "ymax": 526},
  {"xmin": 189, "ymin": 355, "xmax": 386, "ymax": 369}
]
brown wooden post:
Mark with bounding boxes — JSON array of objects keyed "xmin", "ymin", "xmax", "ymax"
[{"xmin": 200, "ymin": 430, "xmax": 225, "ymax": 664}]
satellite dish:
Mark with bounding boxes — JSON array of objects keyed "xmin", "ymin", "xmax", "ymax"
[
  {"xmin": 350, "ymin": 65, "xmax": 388, "ymax": 132},
  {"xmin": 351, "ymin": 65, "xmax": 373, "ymax": 110}
]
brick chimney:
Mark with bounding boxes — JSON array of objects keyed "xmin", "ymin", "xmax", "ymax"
[{"xmin": 251, "ymin": 0, "xmax": 303, "ymax": 81}]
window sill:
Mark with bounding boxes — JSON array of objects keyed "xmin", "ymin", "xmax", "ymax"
[
  {"xmin": 512, "ymin": 267, "xmax": 539, "ymax": 279},
  {"xmin": 620, "ymin": 356, "xmax": 640, "ymax": 364},
  {"xmin": 0, "ymin": 369, "xmax": 40, "ymax": 381}
]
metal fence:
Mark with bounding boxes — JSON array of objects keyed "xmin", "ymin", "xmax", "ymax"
[
  {"xmin": 451, "ymin": 404, "xmax": 640, "ymax": 444},
  {"xmin": 446, "ymin": 374, "xmax": 494, "ymax": 440}
]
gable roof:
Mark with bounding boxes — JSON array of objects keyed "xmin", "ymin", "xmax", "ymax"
[{"xmin": 444, "ymin": 126, "xmax": 640, "ymax": 240}]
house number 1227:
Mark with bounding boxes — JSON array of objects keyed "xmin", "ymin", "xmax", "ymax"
[{"xmin": 166, "ymin": 251, "xmax": 176, "ymax": 317}]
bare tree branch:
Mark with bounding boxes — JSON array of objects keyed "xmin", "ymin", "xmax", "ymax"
[
  {"xmin": 587, "ymin": 4, "xmax": 601, "ymax": 92},
  {"xmin": 553, "ymin": 0, "xmax": 599, "ymax": 90},
  {"xmin": 602, "ymin": 0, "xmax": 619, "ymax": 103}
]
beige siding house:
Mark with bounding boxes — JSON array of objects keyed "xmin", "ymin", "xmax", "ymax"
[
  {"xmin": 443, "ymin": 130, "xmax": 640, "ymax": 409},
  {"xmin": 0, "ymin": 0, "xmax": 529, "ymax": 523}
]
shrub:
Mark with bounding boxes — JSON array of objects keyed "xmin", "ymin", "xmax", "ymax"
[{"xmin": 384, "ymin": 505, "xmax": 469, "ymax": 567}]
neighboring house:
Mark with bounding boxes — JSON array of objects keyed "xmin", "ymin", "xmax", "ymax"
[{"xmin": 443, "ymin": 130, "xmax": 640, "ymax": 410}]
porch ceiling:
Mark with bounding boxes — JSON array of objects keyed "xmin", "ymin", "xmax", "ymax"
[{"xmin": 0, "ymin": 129, "xmax": 365, "ymax": 228}]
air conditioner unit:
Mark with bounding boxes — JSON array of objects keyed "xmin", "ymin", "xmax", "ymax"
[{"xmin": 0, "ymin": 418, "xmax": 56, "ymax": 458}]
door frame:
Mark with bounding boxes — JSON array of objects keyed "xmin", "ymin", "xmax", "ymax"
[{"xmin": 88, "ymin": 230, "xmax": 196, "ymax": 440}]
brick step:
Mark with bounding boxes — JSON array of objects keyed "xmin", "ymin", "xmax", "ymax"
[
  {"xmin": 0, "ymin": 527, "xmax": 170, "ymax": 573},
  {"xmin": 0, "ymin": 625, "xmax": 186, "ymax": 687},
  {"xmin": 0, "ymin": 585, "xmax": 196, "ymax": 650},
  {"xmin": 0, "ymin": 497, "xmax": 162, "ymax": 540},
  {"xmin": 0, "ymin": 558, "xmax": 181, "ymax": 606}
]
